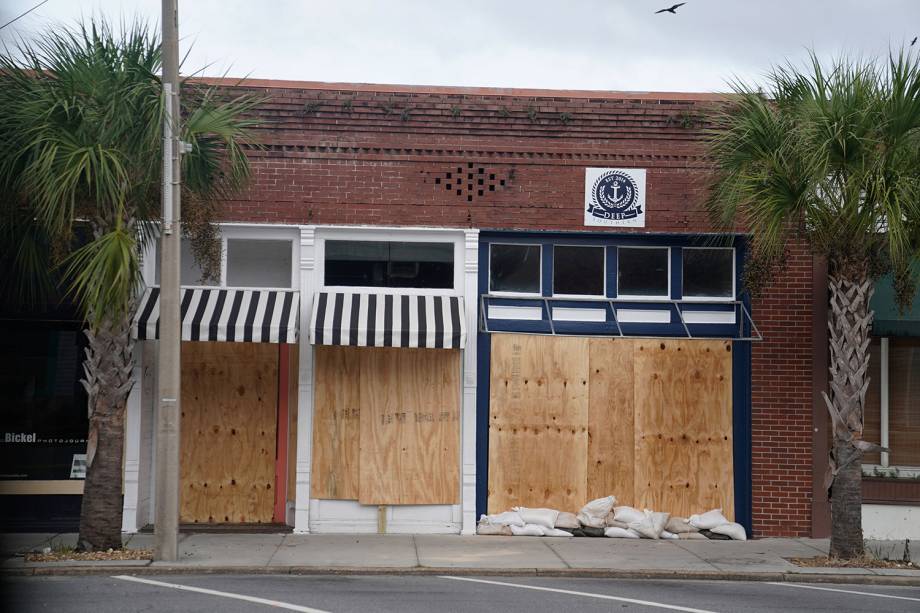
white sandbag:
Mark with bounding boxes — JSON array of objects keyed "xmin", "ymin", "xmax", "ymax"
[
  {"xmin": 628, "ymin": 511, "xmax": 670, "ymax": 539},
  {"xmin": 510, "ymin": 523, "xmax": 547, "ymax": 536},
  {"xmin": 544, "ymin": 528, "xmax": 574, "ymax": 537},
  {"xmin": 580, "ymin": 496, "xmax": 616, "ymax": 520},
  {"xmin": 710, "ymin": 522, "xmax": 747, "ymax": 541},
  {"xmin": 660, "ymin": 530, "xmax": 679, "ymax": 540},
  {"xmin": 512, "ymin": 507, "xmax": 559, "ymax": 530},
  {"xmin": 554, "ymin": 511, "xmax": 580, "ymax": 529},
  {"xmin": 604, "ymin": 527, "xmax": 641, "ymax": 539},
  {"xmin": 477, "ymin": 523, "xmax": 513, "ymax": 536},
  {"xmin": 481, "ymin": 511, "xmax": 525, "ymax": 527},
  {"xmin": 688, "ymin": 509, "xmax": 730, "ymax": 530},
  {"xmin": 612, "ymin": 506, "xmax": 645, "ymax": 525},
  {"xmin": 576, "ymin": 512, "xmax": 606, "ymax": 529},
  {"xmin": 665, "ymin": 516, "xmax": 698, "ymax": 534},
  {"xmin": 678, "ymin": 532, "xmax": 708, "ymax": 540},
  {"xmin": 606, "ymin": 516, "xmax": 631, "ymax": 529}
]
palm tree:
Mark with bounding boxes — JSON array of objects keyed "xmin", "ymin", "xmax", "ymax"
[
  {"xmin": 707, "ymin": 52, "xmax": 920, "ymax": 559},
  {"xmin": 0, "ymin": 19, "xmax": 259, "ymax": 550}
]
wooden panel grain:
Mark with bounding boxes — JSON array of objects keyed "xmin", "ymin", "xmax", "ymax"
[
  {"xmin": 310, "ymin": 345, "xmax": 361, "ymax": 500},
  {"xmin": 358, "ymin": 347, "xmax": 461, "ymax": 505},
  {"xmin": 488, "ymin": 335, "xmax": 589, "ymax": 513},
  {"xmin": 633, "ymin": 339, "xmax": 733, "ymax": 519},
  {"xmin": 587, "ymin": 339, "xmax": 635, "ymax": 505},
  {"xmin": 287, "ymin": 347, "xmax": 299, "ymax": 504},
  {"xmin": 180, "ymin": 341, "xmax": 278, "ymax": 523}
]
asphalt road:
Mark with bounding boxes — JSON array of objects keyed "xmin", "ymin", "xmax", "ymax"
[{"xmin": 3, "ymin": 574, "xmax": 920, "ymax": 613}]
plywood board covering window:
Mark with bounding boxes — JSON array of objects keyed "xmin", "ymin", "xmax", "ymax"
[
  {"xmin": 180, "ymin": 342, "xmax": 278, "ymax": 523},
  {"xmin": 488, "ymin": 335, "xmax": 734, "ymax": 519},
  {"xmin": 311, "ymin": 346, "xmax": 461, "ymax": 505}
]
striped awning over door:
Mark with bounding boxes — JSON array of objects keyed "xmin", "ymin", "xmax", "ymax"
[
  {"xmin": 132, "ymin": 286, "xmax": 300, "ymax": 344},
  {"xmin": 309, "ymin": 292, "xmax": 466, "ymax": 349}
]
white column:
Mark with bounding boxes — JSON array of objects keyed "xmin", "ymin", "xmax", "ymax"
[
  {"xmin": 121, "ymin": 344, "xmax": 143, "ymax": 533},
  {"xmin": 880, "ymin": 336, "xmax": 889, "ymax": 468},
  {"xmin": 461, "ymin": 229, "xmax": 479, "ymax": 534},
  {"xmin": 294, "ymin": 226, "xmax": 316, "ymax": 533}
]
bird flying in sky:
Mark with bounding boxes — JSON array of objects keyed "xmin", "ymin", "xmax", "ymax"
[{"xmin": 655, "ymin": 3, "xmax": 687, "ymax": 14}]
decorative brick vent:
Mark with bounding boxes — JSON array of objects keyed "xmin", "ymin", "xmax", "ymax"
[{"xmin": 428, "ymin": 163, "xmax": 508, "ymax": 202}]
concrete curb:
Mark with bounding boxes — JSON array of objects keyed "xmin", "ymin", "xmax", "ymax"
[{"xmin": 4, "ymin": 564, "xmax": 919, "ymax": 585}]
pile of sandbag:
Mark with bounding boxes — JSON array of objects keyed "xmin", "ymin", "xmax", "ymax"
[{"xmin": 477, "ymin": 496, "xmax": 747, "ymax": 541}]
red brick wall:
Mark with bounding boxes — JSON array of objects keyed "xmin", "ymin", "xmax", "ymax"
[{"xmin": 212, "ymin": 80, "xmax": 815, "ymax": 536}]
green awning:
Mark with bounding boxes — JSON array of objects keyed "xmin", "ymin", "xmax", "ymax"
[{"xmin": 871, "ymin": 262, "xmax": 920, "ymax": 337}]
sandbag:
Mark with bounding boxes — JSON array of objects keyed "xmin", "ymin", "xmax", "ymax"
[
  {"xmin": 510, "ymin": 523, "xmax": 547, "ymax": 536},
  {"xmin": 660, "ymin": 530, "xmax": 679, "ymax": 540},
  {"xmin": 513, "ymin": 507, "xmax": 559, "ymax": 530},
  {"xmin": 606, "ymin": 517, "xmax": 631, "ymax": 530},
  {"xmin": 688, "ymin": 509, "xmax": 730, "ymax": 530},
  {"xmin": 628, "ymin": 511, "xmax": 670, "ymax": 539},
  {"xmin": 544, "ymin": 528, "xmax": 574, "ymax": 537},
  {"xmin": 477, "ymin": 523, "xmax": 513, "ymax": 536},
  {"xmin": 604, "ymin": 527, "xmax": 641, "ymax": 539},
  {"xmin": 571, "ymin": 526, "xmax": 606, "ymax": 537},
  {"xmin": 481, "ymin": 511, "xmax": 525, "ymax": 527},
  {"xmin": 699, "ymin": 529, "xmax": 732, "ymax": 540},
  {"xmin": 554, "ymin": 512, "xmax": 581, "ymax": 529},
  {"xmin": 678, "ymin": 532, "xmax": 708, "ymax": 540},
  {"xmin": 612, "ymin": 505, "xmax": 645, "ymax": 525},
  {"xmin": 710, "ymin": 522, "xmax": 747, "ymax": 541},
  {"xmin": 664, "ymin": 516, "xmax": 698, "ymax": 534},
  {"xmin": 578, "ymin": 496, "xmax": 616, "ymax": 528}
]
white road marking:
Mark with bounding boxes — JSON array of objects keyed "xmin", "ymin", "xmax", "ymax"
[
  {"xmin": 112, "ymin": 575, "xmax": 331, "ymax": 612},
  {"xmin": 767, "ymin": 581, "xmax": 920, "ymax": 602},
  {"xmin": 440, "ymin": 576, "xmax": 720, "ymax": 613}
]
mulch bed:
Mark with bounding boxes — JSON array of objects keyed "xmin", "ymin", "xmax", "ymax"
[
  {"xmin": 24, "ymin": 549, "xmax": 153, "ymax": 562},
  {"xmin": 789, "ymin": 556, "xmax": 917, "ymax": 570}
]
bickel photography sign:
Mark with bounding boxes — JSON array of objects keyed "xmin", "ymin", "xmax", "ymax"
[{"xmin": 584, "ymin": 167, "xmax": 647, "ymax": 228}]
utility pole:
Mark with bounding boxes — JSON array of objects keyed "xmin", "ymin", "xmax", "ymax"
[{"xmin": 155, "ymin": 0, "xmax": 182, "ymax": 562}]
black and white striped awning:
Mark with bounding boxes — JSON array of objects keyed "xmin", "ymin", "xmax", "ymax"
[
  {"xmin": 309, "ymin": 292, "xmax": 466, "ymax": 349},
  {"xmin": 133, "ymin": 286, "xmax": 300, "ymax": 344}
]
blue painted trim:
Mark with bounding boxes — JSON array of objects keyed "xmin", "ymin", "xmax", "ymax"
[
  {"xmin": 732, "ymin": 237, "xmax": 753, "ymax": 535},
  {"xmin": 606, "ymin": 246, "xmax": 618, "ymax": 298},
  {"xmin": 542, "ymin": 246, "xmax": 553, "ymax": 297},
  {"xmin": 476, "ymin": 240, "xmax": 491, "ymax": 518},
  {"xmin": 671, "ymin": 246, "xmax": 683, "ymax": 299}
]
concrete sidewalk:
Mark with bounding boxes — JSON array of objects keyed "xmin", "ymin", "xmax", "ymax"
[{"xmin": 2, "ymin": 532, "xmax": 918, "ymax": 584}]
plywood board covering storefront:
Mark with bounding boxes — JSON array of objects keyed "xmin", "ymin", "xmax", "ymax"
[
  {"xmin": 180, "ymin": 341, "xmax": 278, "ymax": 523},
  {"xmin": 488, "ymin": 335, "xmax": 734, "ymax": 519},
  {"xmin": 311, "ymin": 346, "xmax": 461, "ymax": 505}
]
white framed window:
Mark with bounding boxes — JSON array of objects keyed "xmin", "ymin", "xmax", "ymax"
[
  {"xmin": 617, "ymin": 246, "xmax": 670, "ymax": 300},
  {"xmin": 150, "ymin": 224, "xmax": 299, "ymax": 289},
  {"xmin": 488, "ymin": 243, "xmax": 542, "ymax": 295},
  {"xmin": 682, "ymin": 247, "xmax": 735, "ymax": 301},
  {"xmin": 552, "ymin": 245, "xmax": 605, "ymax": 297}
]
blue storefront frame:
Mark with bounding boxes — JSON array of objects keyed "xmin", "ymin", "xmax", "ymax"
[{"xmin": 475, "ymin": 230, "xmax": 753, "ymax": 534}]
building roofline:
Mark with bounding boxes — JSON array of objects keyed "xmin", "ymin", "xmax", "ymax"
[{"xmin": 193, "ymin": 76, "xmax": 729, "ymax": 102}]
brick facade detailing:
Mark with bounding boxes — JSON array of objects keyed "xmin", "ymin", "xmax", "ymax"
[{"xmin": 208, "ymin": 78, "xmax": 815, "ymax": 536}]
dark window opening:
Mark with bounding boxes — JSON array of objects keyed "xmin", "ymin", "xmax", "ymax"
[
  {"xmin": 489, "ymin": 244, "xmax": 541, "ymax": 294},
  {"xmin": 618, "ymin": 247, "xmax": 669, "ymax": 297},
  {"xmin": 324, "ymin": 240, "xmax": 454, "ymax": 289},
  {"xmin": 554, "ymin": 246, "xmax": 604, "ymax": 296},
  {"xmin": 683, "ymin": 248, "xmax": 734, "ymax": 298}
]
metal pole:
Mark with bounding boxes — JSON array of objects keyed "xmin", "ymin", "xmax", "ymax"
[{"xmin": 155, "ymin": 0, "xmax": 182, "ymax": 562}]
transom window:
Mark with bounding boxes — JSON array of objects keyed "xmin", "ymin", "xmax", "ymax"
[
  {"xmin": 553, "ymin": 245, "xmax": 604, "ymax": 296},
  {"xmin": 324, "ymin": 240, "xmax": 454, "ymax": 289},
  {"xmin": 683, "ymin": 248, "xmax": 734, "ymax": 299},
  {"xmin": 618, "ymin": 247, "xmax": 669, "ymax": 298},
  {"xmin": 489, "ymin": 244, "xmax": 541, "ymax": 294},
  {"xmin": 155, "ymin": 237, "xmax": 294, "ymax": 288}
]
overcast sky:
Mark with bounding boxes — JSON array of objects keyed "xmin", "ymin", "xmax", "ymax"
[{"xmin": 2, "ymin": 1, "xmax": 918, "ymax": 92}]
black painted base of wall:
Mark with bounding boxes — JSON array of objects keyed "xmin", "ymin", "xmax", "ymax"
[{"xmin": 0, "ymin": 495, "xmax": 81, "ymax": 533}]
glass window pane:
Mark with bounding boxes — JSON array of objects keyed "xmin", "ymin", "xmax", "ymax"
[
  {"xmin": 226, "ymin": 239, "xmax": 292, "ymax": 288},
  {"xmin": 618, "ymin": 247, "xmax": 669, "ymax": 297},
  {"xmin": 553, "ymin": 246, "xmax": 604, "ymax": 295},
  {"xmin": 154, "ymin": 238, "xmax": 219, "ymax": 286},
  {"xmin": 324, "ymin": 240, "xmax": 453, "ymax": 289},
  {"xmin": 490, "ymin": 244, "xmax": 541, "ymax": 293},
  {"xmin": 864, "ymin": 338, "xmax": 920, "ymax": 467},
  {"xmin": 683, "ymin": 248, "xmax": 734, "ymax": 298}
]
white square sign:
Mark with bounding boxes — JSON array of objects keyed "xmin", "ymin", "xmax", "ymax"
[{"xmin": 584, "ymin": 167, "xmax": 646, "ymax": 227}]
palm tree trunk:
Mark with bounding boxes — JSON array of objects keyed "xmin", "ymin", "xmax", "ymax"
[
  {"xmin": 824, "ymin": 270, "xmax": 873, "ymax": 559},
  {"xmin": 77, "ymin": 311, "xmax": 135, "ymax": 551}
]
